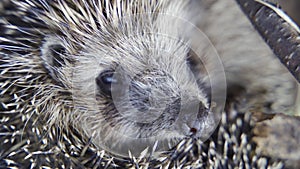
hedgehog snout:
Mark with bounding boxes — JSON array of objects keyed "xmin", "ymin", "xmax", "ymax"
[
  {"xmin": 176, "ymin": 99, "xmax": 210, "ymax": 137},
  {"xmin": 124, "ymin": 72, "xmax": 181, "ymax": 124}
]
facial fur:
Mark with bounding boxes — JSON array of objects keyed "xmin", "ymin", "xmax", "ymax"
[{"xmin": 35, "ymin": 0, "xmax": 215, "ymax": 156}]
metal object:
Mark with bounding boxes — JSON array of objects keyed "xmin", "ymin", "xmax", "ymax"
[{"xmin": 236, "ymin": 0, "xmax": 300, "ymax": 83}]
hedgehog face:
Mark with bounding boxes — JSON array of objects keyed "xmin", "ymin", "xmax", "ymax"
[
  {"xmin": 37, "ymin": 1, "xmax": 225, "ymax": 157},
  {"xmin": 71, "ymin": 33, "xmax": 215, "ymax": 156},
  {"xmin": 41, "ymin": 30, "xmax": 217, "ymax": 156}
]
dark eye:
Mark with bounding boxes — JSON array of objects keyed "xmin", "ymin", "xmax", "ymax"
[
  {"xmin": 186, "ymin": 49, "xmax": 199, "ymax": 68},
  {"xmin": 96, "ymin": 70, "xmax": 117, "ymax": 96}
]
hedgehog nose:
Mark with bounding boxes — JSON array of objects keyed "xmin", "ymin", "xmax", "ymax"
[
  {"xmin": 179, "ymin": 99, "xmax": 209, "ymax": 136},
  {"xmin": 187, "ymin": 119, "xmax": 202, "ymax": 136},
  {"xmin": 190, "ymin": 127, "xmax": 198, "ymax": 135}
]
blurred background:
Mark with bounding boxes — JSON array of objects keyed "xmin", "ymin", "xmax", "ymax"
[
  {"xmin": 274, "ymin": 0, "xmax": 300, "ymax": 115},
  {"xmin": 275, "ymin": 0, "xmax": 300, "ymax": 25},
  {"xmin": 283, "ymin": 0, "xmax": 300, "ymax": 115}
]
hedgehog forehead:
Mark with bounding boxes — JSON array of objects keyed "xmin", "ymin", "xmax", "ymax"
[
  {"xmin": 76, "ymin": 33, "xmax": 198, "ymax": 95},
  {"xmin": 81, "ymin": 32, "xmax": 191, "ymax": 82}
]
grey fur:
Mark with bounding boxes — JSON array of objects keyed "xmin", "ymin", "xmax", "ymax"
[{"xmin": 0, "ymin": 0, "xmax": 298, "ymax": 168}]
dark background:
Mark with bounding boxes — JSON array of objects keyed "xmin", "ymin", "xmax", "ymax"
[{"xmin": 277, "ymin": 0, "xmax": 300, "ymax": 25}]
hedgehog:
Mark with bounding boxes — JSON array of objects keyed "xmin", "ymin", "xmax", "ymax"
[{"xmin": 0, "ymin": 0, "xmax": 298, "ymax": 168}]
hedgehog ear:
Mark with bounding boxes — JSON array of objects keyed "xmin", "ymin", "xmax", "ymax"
[
  {"xmin": 41, "ymin": 36, "xmax": 69, "ymax": 82},
  {"xmin": 46, "ymin": 44, "xmax": 66, "ymax": 67}
]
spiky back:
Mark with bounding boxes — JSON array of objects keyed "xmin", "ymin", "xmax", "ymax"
[
  {"xmin": 0, "ymin": 0, "xmax": 286, "ymax": 168},
  {"xmin": 0, "ymin": 0, "xmax": 188, "ymax": 51}
]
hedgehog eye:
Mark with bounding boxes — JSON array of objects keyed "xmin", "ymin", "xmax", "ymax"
[
  {"xmin": 186, "ymin": 49, "xmax": 199, "ymax": 68},
  {"xmin": 96, "ymin": 70, "xmax": 118, "ymax": 96},
  {"xmin": 186, "ymin": 49, "xmax": 207, "ymax": 75}
]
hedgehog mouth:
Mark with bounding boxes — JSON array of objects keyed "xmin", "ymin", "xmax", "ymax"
[
  {"xmin": 132, "ymin": 98, "xmax": 181, "ymax": 138},
  {"xmin": 95, "ymin": 99, "xmax": 211, "ymax": 158},
  {"xmin": 133, "ymin": 100, "xmax": 210, "ymax": 138},
  {"xmin": 106, "ymin": 96, "xmax": 211, "ymax": 140}
]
